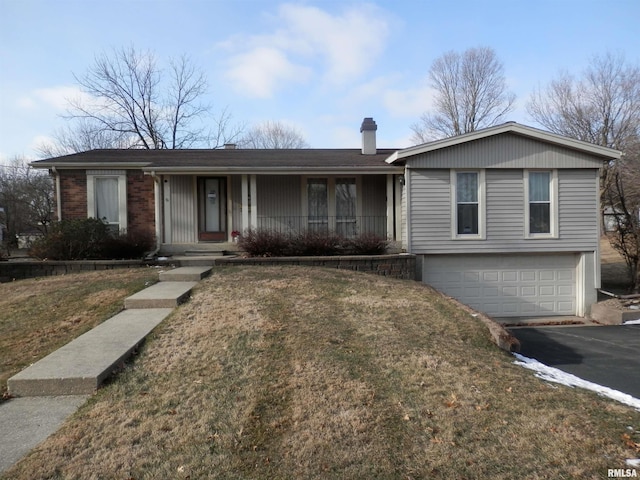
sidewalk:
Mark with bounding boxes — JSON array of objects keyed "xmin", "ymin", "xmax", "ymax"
[{"xmin": 0, "ymin": 266, "xmax": 211, "ymax": 474}]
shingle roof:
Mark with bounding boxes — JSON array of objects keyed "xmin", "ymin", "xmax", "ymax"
[{"xmin": 32, "ymin": 148, "xmax": 401, "ymax": 172}]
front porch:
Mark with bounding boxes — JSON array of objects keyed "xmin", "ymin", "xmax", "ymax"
[{"xmin": 158, "ymin": 173, "xmax": 403, "ymax": 247}]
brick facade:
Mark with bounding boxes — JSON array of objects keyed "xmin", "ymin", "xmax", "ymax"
[
  {"xmin": 59, "ymin": 170, "xmax": 87, "ymax": 220},
  {"xmin": 126, "ymin": 171, "xmax": 155, "ymax": 239},
  {"xmin": 56, "ymin": 170, "xmax": 155, "ymax": 240}
]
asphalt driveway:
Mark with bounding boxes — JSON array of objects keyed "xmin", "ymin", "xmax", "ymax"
[{"xmin": 509, "ymin": 324, "xmax": 640, "ymax": 398}]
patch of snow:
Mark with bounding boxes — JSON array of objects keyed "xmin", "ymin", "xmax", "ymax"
[
  {"xmin": 624, "ymin": 319, "xmax": 640, "ymax": 325},
  {"xmin": 157, "ymin": 256, "xmax": 170, "ymax": 261},
  {"xmin": 513, "ymin": 353, "xmax": 640, "ymax": 411},
  {"xmin": 627, "ymin": 459, "xmax": 640, "ymax": 467}
]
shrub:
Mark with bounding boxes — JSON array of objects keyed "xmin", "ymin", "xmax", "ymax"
[
  {"xmin": 289, "ymin": 231, "xmax": 342, "ymax": 256},
  {"xmin": 238, "ymin": 229, "xmax": 289, "ymax": 257},
  {"xmin": 344, "ymin": 233, "xmax": 388, "ymax": 255},
  {"xmin": 238, "ymin": 229, "xmax": 388, "ymax": 257},
  {"xmin": 101, "ymin": 230, "xmax": 155, "ymax": 259},
  {"xmin": 29, "ymin": 219, "xmax": 154, "ymax": 260},
  {"xmin": 30, "ymin": 218, "xmax": 108, "ymax": 260}
]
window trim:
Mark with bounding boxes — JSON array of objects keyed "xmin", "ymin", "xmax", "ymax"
[
  {"xmin": 451, "ymin": 169, "xmax": 485, "ymax": 240},
  {"xmin": 524, "ymin": 169, "xmax": 558, "ymax": 239},
  {"xmin": 87, "ymin": 170, "xmax": 128, "ymax": 231}
]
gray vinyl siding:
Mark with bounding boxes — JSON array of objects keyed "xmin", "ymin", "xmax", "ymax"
[
  {"xmin": 558, "ymin": 169, "xmax": 599, "ymax": 247},
  {"xmin": 409, "ymin": 168, "xmax": 599, "ymax": 254},
  {"xmin": 361, "ymin": 175, "xmax": 386, "ymax": 218},
  {"xmin": 407, "ymin": 133, "xmax": 604, "ymax": 170},
  {"xmin": 361, "ymin": 175, "xmax": 387, "ymax": 237},
  {"xmin": 408, "ymin": 169, "xmax": 451, "ymax": 249},
  {"xmin": 256, "ymin": 175, "xmax": 301, "ymax": 217},
  {"xmin": 169, "ymin": 175, "xmax": 197, "ymax": 243}
]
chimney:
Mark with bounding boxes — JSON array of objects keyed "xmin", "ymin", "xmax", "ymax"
[
  {"xmin": 360, "ymin": 117, "xmax": 377, "ymax": 155},
  {"xmin": 224, "ymin": 143, "xmax": 237, "ymax": 150}
]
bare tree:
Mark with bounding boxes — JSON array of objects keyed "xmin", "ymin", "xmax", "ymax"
[
  {"xmin": 41, "ymin": 46, "xmax": 243, "ymax": 154},
  {"xmin": 527, "ymin": 53, "xmax": 640, "ymax": 290},
  {"xmin": 605, "ymin": 141, "xmax": 640, "ymax": 292},
  {"xmin": 36, "ymin": 119, "xmax": 136, "ymax": 158},
  {"xmin": 239, "ymin": 120, "xmax": 309, "ymax": 148},
  {"xmin": 528, "ymin": 53, "xmax": 640, "ymax": 152},
  {"xmin": 0, "ymin": 158, "xmax": 54, "ymax": 253},
  {"xmin": 411, "ymin": 47, "xmax": 516, "ymax": 143}
]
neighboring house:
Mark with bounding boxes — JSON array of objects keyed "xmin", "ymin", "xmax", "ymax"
[{"xmin": 32, "ymin": 119, "xmax": 621, "ymax": 318}]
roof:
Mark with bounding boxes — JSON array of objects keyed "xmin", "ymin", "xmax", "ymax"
[
  {"xmin": 385, "ymin": 122, "xmax": 622, "ymax": 164},
  {"xmin": 31, "ymin": 148, "xmax": 403, "ymax": 174}
]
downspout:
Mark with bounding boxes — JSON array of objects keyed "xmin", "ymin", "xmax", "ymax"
[
  {"xmin": 52, "ymin": 167, "xmax": 62, "ymax": 222},
  {"xmin": 145, "ymin": 171, "xmax": 162, "ymax": 258}
]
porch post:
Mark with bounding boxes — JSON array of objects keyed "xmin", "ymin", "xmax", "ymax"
[
  {"xmin": 241, "ymin": 174, "xmax": 249, "ymax": 232},
  {"xmin": 386, "ymin": 174, "xmax": 395, "ymax": 240},
  {"xmin": 250, "ymin": 174, "xmax": 257, "ymax": 229}
]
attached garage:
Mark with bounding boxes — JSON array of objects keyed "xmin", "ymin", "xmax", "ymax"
[{"xmin": 423, "ymin": 254, "xmax": 578, "ymax": 317}]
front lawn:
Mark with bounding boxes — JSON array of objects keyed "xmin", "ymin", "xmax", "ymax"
[
  {"xmin": 0, "ymin": 269, "xmax": 159, "ymax": 400},
  {"xmin": 3, "ymin": 266, "xmax": 639, "ymax": 479}
]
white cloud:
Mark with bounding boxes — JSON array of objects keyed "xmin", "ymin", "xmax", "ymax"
[
  {"xmin": 383, "ymin": 84, "xmax": 436, "ymax": 118},
  {"xmin": 221, "ymin": 3, "xmax": 391, "ymax": 98},
  {"xmin": 226, "ymin": 47, "xmax": 312, "ymax": 99},
  {"xmin": 16, "ymin": 85, "xmax": 89, "ymax": 112}
]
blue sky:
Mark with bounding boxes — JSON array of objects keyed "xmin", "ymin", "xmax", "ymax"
[{"xmin": 1, "ymin": 0, "xmax": 638, "ymax": 160}]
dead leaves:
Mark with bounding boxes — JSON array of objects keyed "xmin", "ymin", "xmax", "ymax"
[{"xmin": 622, "ymin": 433, "xmax": 640, "ymax": 453}]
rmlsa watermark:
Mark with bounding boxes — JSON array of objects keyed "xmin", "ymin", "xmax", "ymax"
[{"xmin": 608, "ymin": 468, "xmax": 638, "ymax": 478}]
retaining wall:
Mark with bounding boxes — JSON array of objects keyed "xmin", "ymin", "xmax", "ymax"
[
  {"xmin": 1, "ymin": 254, "xmax": 416, "ymax": 282},
  {"xmin": 211, "ymin": 254, "xmax": 416, "ymax": 280},
  {"xmin": 0, "ymin": 260, "xmax": 166, "ymax": 282}
]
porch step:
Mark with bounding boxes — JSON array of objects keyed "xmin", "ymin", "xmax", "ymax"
[
  {"xmin": 159, "ymin": 266, "xmax": 212, "ymax": 282},
  {"xmin": 124, "ymin": 281, "xmax": 197, "ymax": 309},
  {"xmin": 184, "ymin": 250, "xmax": 225, "ymax": 257},
  {"xmin": 7, "ymin": 309, "xmax": 173, "ymax": 396}
]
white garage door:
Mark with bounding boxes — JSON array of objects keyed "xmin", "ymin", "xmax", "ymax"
[{"xmin": 423, "ymin": 254, "xmax": 577, "ymax": 317}]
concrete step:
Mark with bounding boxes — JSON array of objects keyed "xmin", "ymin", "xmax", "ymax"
[
  {"xmin": 184, "ymin": 250, "xmax": 224, "ymax": 257},
  {"xmin": 7, "ymin": 309, "xmax": 173, "ymax": 397},
  {"xmin": 124, "ymin": 281, "xmax": 197, "ymax": 309},
  {"xmin": 159, "ymin": 266, "xmax": 212, "ymax": 282}
]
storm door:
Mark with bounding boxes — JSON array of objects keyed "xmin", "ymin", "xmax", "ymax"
[{"xmin": 198, "ymin": 177, "xmax": 227, "ymax": 241}]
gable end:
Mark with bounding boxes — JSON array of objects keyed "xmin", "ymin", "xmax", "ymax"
[{"xmin": 405, "ymin": 133, "xmax": 606, "ymax": 169}]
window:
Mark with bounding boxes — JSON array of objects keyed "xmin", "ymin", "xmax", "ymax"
[
  {"xmin": 525, "ymin": 170, "xmax": 557, "ymax": 237},
  {"xmin": 304, "ymin": 177, "xmax": 360, "ymax": 236},
  {"xmin": 456, "ymin": 172, "xmax": 478, "ymax": 234},
  {"xmin": 87, "ymin": 171, "xmax": 127, "ymax": 232},
  {"xmin": 452, "ymin": 170, "xmax": 484, "ymax": 239},
  {"xmin": 335, "ymin": 178, "xmax": 356, "ymax": 237},
  {"xmin": 307, "ymin": 178, "xmax": 328, "ymax": 233},
  {"xmin": 95, "ymin": 177, "xmax": 120, "ymax": 227}
]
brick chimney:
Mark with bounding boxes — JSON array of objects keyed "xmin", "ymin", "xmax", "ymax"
[
  {"xmin": 224, "ymin": 143, "xmax": 237, "ymax": 150},
  {"xmin": 360, "ymin": 117, "xmax": 377, "ymax": 155}
]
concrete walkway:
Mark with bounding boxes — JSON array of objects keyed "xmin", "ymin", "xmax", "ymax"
[{"xmin": 0, "ymin": 266, "xmax": 211, "ymax": 474}]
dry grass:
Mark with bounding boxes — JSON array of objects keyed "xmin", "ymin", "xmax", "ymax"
[
  {"xmin": 0, "ymin": 268, "xmax": 159, "ymax": 399},
  {"xmin": 3, "ymin": 266, "xmax": 639, "ymax": 479}
]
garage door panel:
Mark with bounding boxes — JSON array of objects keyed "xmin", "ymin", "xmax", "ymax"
[
  {"xmin": 483, "ymin": 272, "xmax": 499, "ymax": 282},
  {"xmin": 503, "ymin": 271, "xmax": 518, "ymax": 282},
  {"xmin": 423, "ymin": 254, "xmax": 577, "ymax": 317}
]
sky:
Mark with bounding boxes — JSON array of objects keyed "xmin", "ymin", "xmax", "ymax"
[{"xmin": 0, "ymin": 0, "xmax": 638, "ymax": 161}]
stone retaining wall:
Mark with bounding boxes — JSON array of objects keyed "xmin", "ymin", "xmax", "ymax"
[
  {"xmin": 0, "ymin": 260, "xmax": 164, "ymax": 282},
  {"xmin": 212, "ymin": 254, "xmax": 416, "ymax": 280},
  {"xmin": 1, "ymin": 254, "xmax": 416, "ymax": 282}
]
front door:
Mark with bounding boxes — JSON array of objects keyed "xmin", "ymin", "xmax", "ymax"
[{"xmin": 198, "ymin": 177, "xmax": 227, "ymax": 241}]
